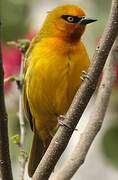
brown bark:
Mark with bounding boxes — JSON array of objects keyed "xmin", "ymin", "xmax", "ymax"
[{"xmin": 0, "ymin": 22, "xmax": 13, "ymax": 180}]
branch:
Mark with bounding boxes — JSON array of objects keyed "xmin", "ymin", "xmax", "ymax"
[
  {"xmin": 0, "ymin": 22, "xmax": 13, "ymax": 180},
  {"xmin": 3, "ymin": 39, "xmax": 29, "ymax": 180},
  {"xmin": 33, "ymin": 0, "xmax": 118, "ymax": 179},
  {"xmin": 13, "ymin": 41, "xmax": 30, "ymax": 180},
  {"xmin": 51, "ymin": 36, "xmax": 118, "ymax": 180},
  {"xmin": 18, "ymin": 56, "xmax": 27, "ymax": 180}
]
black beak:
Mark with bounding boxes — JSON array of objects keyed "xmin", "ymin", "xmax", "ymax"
[{"xmin": 78, "ymin": 17, "xmax": 97, "ymax": 25}]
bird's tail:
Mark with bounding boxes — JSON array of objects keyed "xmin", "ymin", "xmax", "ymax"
[{"xmin": 28, "ymin": 131, "xmax": 52, "ymax": 177}]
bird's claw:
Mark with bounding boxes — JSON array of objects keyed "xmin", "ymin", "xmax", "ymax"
[
  {"xmin": 58, "ymin": 115, "xmax": 71, "ymax": 129},
  {"xmin": 80, "ymin": 70, "xmax": 91, "ymax": 81}
]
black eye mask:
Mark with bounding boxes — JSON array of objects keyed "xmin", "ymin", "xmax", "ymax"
[{"xmin": 61, "ymin": 15, "xmax": 84, "ymax": 23}]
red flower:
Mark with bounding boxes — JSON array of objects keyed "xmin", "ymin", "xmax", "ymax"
[
  {"xmin": 2, "ymin": 31, "xmax": 36, "ymax": 93},
  {"xmin": 2, "ymin": 45, "xmax": 21, "ymax": 92}
]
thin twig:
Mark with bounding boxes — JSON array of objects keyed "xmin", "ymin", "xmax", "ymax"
[
  {"xmin": 5, "ymin": 39, "xmax": 29, "ymax": 180},
  {"xmin": 18, "ymin": 55, "xmax": 27, "ymax": 180},
  {"xmin": 51, "ymin": 36, "xmax": 118, "ymax": 180},
  {"xmin": 19, "ymin": 56, "xmax": 25, "ymax": 146},
  {"xmin": 0, "ymin": 21, "xmax": 13, "ymax": 180},
  {"xmin": 32, "ymin": 0, "xmax": 118, "ymax": 179}
]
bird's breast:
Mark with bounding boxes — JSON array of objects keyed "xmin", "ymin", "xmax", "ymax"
[{"xmin": 26, "ymin": 38, "xmax": 89, "ymax": 119}]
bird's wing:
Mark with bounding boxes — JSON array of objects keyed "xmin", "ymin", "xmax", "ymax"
[
  {"xmin": 23, "ymin": 36, "xmax": 41, "ymax": 131},
  {"xmin": 23, "ymin": 82, "xmax": 33, "ymax": 130}
]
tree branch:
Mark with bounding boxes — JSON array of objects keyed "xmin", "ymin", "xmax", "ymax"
[
  {"xmin": 32, "ymin": 0, "xmax": 118, "ymax": 179},
  {"xmin": 51, "ymin": 36, "xmax": 118, "ymax": 180},
  {"xmin": 0, "ymin": 22, "xmax": 13, "ymax": 180}
]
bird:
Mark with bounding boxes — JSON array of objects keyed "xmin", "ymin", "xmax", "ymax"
[{"xmin": 23, "ymin": 4, "xmax": 97, "ymax": 177}]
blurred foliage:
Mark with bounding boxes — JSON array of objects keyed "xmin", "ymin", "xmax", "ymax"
[
  {"xmin": 0, "ymin": 0, "xmax": 35, "ymax": 42},
  {"xmin": 92, "ymin": 0, "xmax": 111, "ymax": 29},
  {"xmin": 93, "ymin": 0, "xmax": 111, "ymax": 14},
  {"xmin": 101, "ymin": 89, "xmax": 118, "ymax": 168},
  {"xmin": 102, "ymin": 125, "xmax": 118, "ymax": 168}
]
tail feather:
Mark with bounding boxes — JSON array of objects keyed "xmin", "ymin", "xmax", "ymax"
[
  {"xmin": 28, "ymin": 132, "xmax": 52, "ymax": 177},
  {"xmin": 28, "ymin": 132, "xmax": 44, "ymax": 177}
]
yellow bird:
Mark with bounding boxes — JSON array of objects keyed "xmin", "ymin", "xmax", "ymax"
[{"xmin": 23, "ymin": 4, "xmax": 96, "ymax": 177}]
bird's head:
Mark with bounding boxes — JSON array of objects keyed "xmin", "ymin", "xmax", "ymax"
[{"xmin": 40, "ymin": 5, "xmax": 97, "ymax": 42}]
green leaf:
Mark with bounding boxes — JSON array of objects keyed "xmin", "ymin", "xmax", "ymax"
[{"xmin": 11, "ymin": 134, "xmax": 20, "ymax": 145}]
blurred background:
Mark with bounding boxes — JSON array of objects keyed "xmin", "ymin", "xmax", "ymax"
[{"xmin": 1, "ymin": 0, "xmax": 118, "ymax": 179}]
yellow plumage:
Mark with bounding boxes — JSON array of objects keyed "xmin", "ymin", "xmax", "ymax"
[{"xmin": 23, "ymin": 4, "xmax": 96, "ymax": 177}]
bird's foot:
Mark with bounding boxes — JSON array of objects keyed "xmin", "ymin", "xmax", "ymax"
[
  {"xmin": 58, "ymin": 115, "xmax": 71, "ymax": 129},
  {"xmin": 80, "ymin": 70, "xmax": 91, "ymax": 81},
  {"xmin": 58, "ymin": 115, "xmax": 78, "ymax": 131}
]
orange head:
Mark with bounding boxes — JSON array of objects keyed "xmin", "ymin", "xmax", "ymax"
[{"xmin": 39, "ymin": 5, "xmax": 97, "ymax": 42}]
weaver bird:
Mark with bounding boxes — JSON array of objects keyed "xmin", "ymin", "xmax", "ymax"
[{"xmin": 23, "ymin": 4, "xmax": 97, "ymax": 177}]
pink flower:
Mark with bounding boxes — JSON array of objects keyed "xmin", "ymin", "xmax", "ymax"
[
  {"xmin": 2, "ymin": 45, "xmax": 21, "ymax": 92},
  {"xmin": 2, "ymin": 31, "xmax": 36, "ymax": 93}
]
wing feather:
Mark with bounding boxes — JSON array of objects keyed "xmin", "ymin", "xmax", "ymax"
[{"xmin": 22, "ymin": 35, "xmax": 41, "ymax": 131}]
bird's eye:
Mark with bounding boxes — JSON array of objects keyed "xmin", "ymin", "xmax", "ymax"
[
  {"xmin": 61, "ymin": 15, "xmax": 83, "ymax": 24},
  {"xmin": 67, "ymin": 16, "xmax": 74, "ymax": 22}
]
